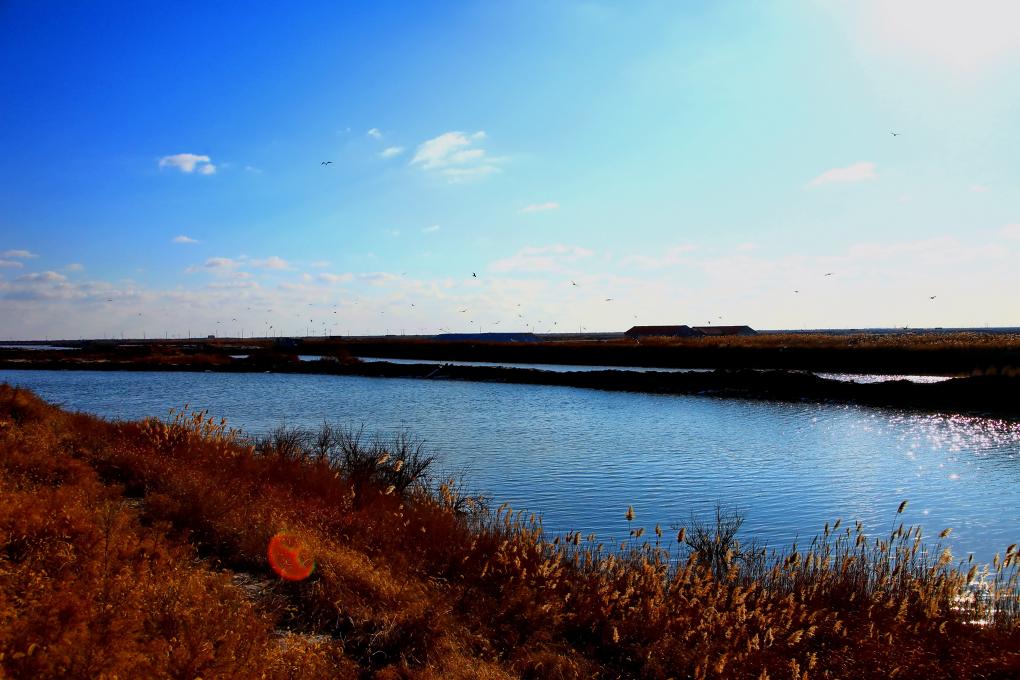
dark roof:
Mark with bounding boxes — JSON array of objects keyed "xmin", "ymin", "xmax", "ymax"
[
  {"xmin": 624, "ymin": 325, "xmax": 700, "ymax": 337},
  {"xmin": 434, "ymin": 332, "xmax": 540, "ymax": 343},
  {"xmin": 690, "ymin": 325, "xmax": 757, "ymax": 336}
]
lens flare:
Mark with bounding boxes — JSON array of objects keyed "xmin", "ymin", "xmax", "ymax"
[{"xmin": 267, "ymin": 532, "xmax": 315, "ymax": 581}]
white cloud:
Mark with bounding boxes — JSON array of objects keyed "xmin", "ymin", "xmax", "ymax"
[
  {"xmin": 250, "ymin": 256, "xmax": 291, "ymax": 270},
  {"xmin": 187, "ymin": 257, "xmax": 239, "ymax": 273},
  {"xmin": 520, "ymin": 202, "xmax": 560, "ymax": 214},
  {"xmin": 490, "ymin": 244, "xmax": 594, "ymax": 273},
  {"xmin": 65, "ymin": 263, "xmax": 84, "ymax": 272},
  {"xmin": 368, "ymin": 128, "xmax": 383, "ymax": 139},
  {"xmin": 380, "ymin": 146, "xmax": 404, "ymax": 158},
  {"xmin": 807, "ymin": 161, "xmax": 877, "ymax": 187},
  {"xmin": 158, "ymin": 153, "xmax": 216, "ymax": 174},
  {"xmin": 2, "ymin": 249, "xmax": 37, "ymax": 259},
  {"xmin": 410, "ymin": 131, "xmax": 498, "ymax": 181},
  {"xmin": 172, "ymin": 235, "xmax": 200, "ymax": 244},
  {"xmin": 310, "ymin": 260, "xmax": 331, "ymax": 268},
  {"xmin": 244, "ymin": 165, "xmax": 263, "ymax": 174},
  {"xmin": 318, "ymin": 272, "xmax": 354, "ymax": 284},
  {"xmin": 412, "ymin": 131, "xmax": 484, "ymax": 169},
  {"xmin": 1001, "ymin": 223, "xmax": 1020, "ymax": 239},
  {"xmin": 0, "ymin": 260, "xmax": 24, "ymax": 269},
  {"xmin": 17, "ymin": 271, "xmax": 67, "ymax": 282},
  {"xmin": 422, "ymin": 224, "xmax": 440, "ymax": 233},
  {"xmin": 971, "ymin": 184, "xmax": 990, "ymax": 193}
]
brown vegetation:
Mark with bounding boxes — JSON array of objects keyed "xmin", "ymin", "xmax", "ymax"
[
  {"xmin": 1, "ymin": 385, "xmax": 1018, "ymax": 678},
  {"xmin": 332, "ymin": 332, "xmax": 1020, "ymax": 376}
]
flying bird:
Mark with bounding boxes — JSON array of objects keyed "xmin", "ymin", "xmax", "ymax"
[
  {"xmin": 472, "ymin": 272, "xmax": 477, "ymax": 278},
  {"xmin": 605, "ymin": 298, "xmax": 613, "ymax": 302},
  {"xmin": 929, "ymin": 295, "xmax": 937, "ymax": 300},
  {"xmin": 824, "ymin": 272, "xmax": 834, "ymax": 277},
  {"xmin": 571, "ymin": 281, "xmax": 577, "ymax": 286},
  {"xmin": 890, "ymin": 132, "xmax": 900, "ymax": 137},
  {"xmin": 321, "ymin": 161, "xmax": 333, "ymax": 165}
]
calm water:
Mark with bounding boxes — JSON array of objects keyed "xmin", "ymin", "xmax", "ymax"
[
  {"xmin": 355, "ymin": 356, "xmax": 953, "ymax": 383},
  {"xmin": 3, "ymin": 369, "xmax": 1017, "ymax": 562}
]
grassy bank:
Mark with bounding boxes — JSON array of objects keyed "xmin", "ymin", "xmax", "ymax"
[
  {"xmin": 332, "ymin": 332, "xmax": 1020, "ymax": 376},
  {"xmin": 5, "ymin": 330, "xmax": 1020, "ymax": 375},
  {"xmin": 1, "ymin": 386, "xmax": 1018, "ymax": 678}
]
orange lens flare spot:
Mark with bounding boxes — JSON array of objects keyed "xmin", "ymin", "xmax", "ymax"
[{"xmin": 268, "ymin": 532, "xmax": 315, "ymax": 581}]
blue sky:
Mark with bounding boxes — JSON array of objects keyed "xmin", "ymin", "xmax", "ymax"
[{"xmin": 2, "ymin": 1, "xmax": 1019, "ymax": 340}]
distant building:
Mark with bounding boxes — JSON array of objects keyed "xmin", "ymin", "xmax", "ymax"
[
  {"xmin": 690, "ymin": 325, "xmax": 757, "ymax": 336},
  {"xmin": 624, "ymin": 325, "xmax": 701, "ymax": 339},
  {"xmin": 434, "ymin": 332, "xmax": 540, "ymax": 343}
]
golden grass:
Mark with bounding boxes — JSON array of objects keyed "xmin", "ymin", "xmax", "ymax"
[
  {"xmin": 608, "ymin": 331, "xmax": 1020, "ymax": 352},
  {"xmin": 1, "ymin": 384, "xmax": 1018, "ymax": 678}
]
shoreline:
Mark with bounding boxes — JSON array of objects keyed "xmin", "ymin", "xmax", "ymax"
[{"xmin": 3, "ymin": 356, "xmax": 1018, "ymax": 420}]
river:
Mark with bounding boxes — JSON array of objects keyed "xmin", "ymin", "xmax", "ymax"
[{"xmin": 3, "ymin": 368, "xmax": 1017, "ymax": 563}]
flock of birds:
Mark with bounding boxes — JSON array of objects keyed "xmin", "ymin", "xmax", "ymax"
[{"xmin": 159, "ymin": 133, "xmax": 936, "ymax": 338}]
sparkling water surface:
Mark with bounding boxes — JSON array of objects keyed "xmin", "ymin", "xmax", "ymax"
[{"xmin": 3, "ymin": 369, "xmax": 1017, "ymax": 562}]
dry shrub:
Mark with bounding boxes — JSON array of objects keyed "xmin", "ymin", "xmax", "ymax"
[{"xmin": 2, "ymin": 383, "xmax": 1019, "ymax": 679}]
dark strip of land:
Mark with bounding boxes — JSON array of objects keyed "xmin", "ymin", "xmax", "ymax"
[{"xmin": 2, "ymin": 347, "xmax": 1018, "ymax": 419}]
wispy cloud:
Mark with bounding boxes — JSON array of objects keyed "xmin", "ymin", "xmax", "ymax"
[
  {"xmin": 380, "ymin": 146, "xmax": 404, "ymax": 158},
  {"xmin": 2, "ymin": 249, "xmax": 38, "ymax": 259},
  {"xmin": 17, "ymin": 271, "xmax": 67, "ymax": 283},
  {"xmin": 807, "ymin": 161, "xmax": 877, "ymax": 187},
  {"xmin": 422, "ymin": 224, "xmax": 440, "ymax": 233},
  {"xmin": 367, "ymin": 128, "xmax": 383, "ymax": 139},
  {"xmin": 1001, "ymin": 223, "xmax": 1020, "ymax": 239},
  {"xmin": 310, "ymin": 260, "xmax": 331, "ymax": 268},
  {"xmin": 971, "ymin": 184, "xmax": 990, "ymax": 193},
  {"xmin": 490, "ymin": 244, "xmax": 594, "ymax": 273},
  {"xmin": 318, "ymin": 272, "xmax": 354, "ymax": 284},
  {"xmin": 520, "ymin": 202, "xmax": 560, "ymax": 214},
  {"xmin": 158, "ymin": 153, "xmax": 217, "ymax": 175},
  {"xmin": 65, "ymin": 263, "xmax": 84, "ymax": 272},
  {"xmin": 250, "ymin": 256, "xmax": 291, "ymax": 270},
  {"xmin": 0, "ymin": 260, "xmax": 24, "ymax": 269},
  {"xmin": 411, "ymin": 131, "xmax": 499, "ymax": 182},
  {"xmin": 172, "ymin": 235, "xmax": 200, "ymax": 244},
  {"xmin": 187, "ymin": 257, "xmax": 240, "ymax": 273}
]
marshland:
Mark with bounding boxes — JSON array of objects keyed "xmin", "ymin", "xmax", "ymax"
[{"xmin": 2, "ymin": 384, "xmax": 1018, "ymax": 678}]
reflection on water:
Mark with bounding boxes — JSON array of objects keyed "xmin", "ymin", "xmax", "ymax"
[
  {"xmin": 2, "ymin": 369, "xmax": 1016, "ymax": 562},
  {"xmin": 356, "ymin": 356, "xmax": 953, "ymax": 383}
]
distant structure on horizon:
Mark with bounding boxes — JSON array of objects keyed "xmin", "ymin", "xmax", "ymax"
[
  {"xmin": 625, "ymin": 325, "xmax": 756, "ymax": 339},
  {"xmin": 623, "ymin": 325, "xmax": 701, "ymax": 339},
  {"xmin": 690, "ymin": 325, "xmax": 757, "ymax": 337}
]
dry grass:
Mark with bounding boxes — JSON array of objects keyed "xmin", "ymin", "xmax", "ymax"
[
  {"xmin": 1, "ymin": 384, "xmax": 1018, "ymax": 678},
  {"xmin": 615, "ymin": 331, "xmax": 1020, "ymax": 351}
]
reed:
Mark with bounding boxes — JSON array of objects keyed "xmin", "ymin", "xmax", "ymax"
[{"xmin": 1, "ymin": 384, "xmax": 1017, "ymax": 679}]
